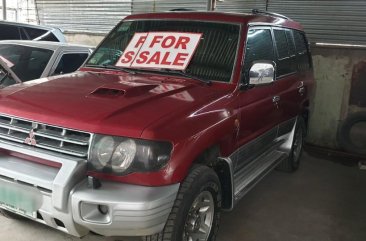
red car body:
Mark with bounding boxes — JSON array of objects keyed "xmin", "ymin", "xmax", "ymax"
[{"xmin": 0, "ymin": 11, "xmax": 314, "ymax": 238}]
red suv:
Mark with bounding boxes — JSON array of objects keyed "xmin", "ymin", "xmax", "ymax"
[{"xmin": 0, "ymin": 10, "xmax": 314, "ymax": 241}]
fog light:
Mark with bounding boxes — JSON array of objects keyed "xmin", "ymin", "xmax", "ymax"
[{"xmin": 98, "ymin": 205, "xmax": 109, "ymax": 215}]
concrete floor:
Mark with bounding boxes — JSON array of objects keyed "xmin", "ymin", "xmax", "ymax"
[{"xmin": 1, "ymin": 152, "xmax": 365, "ymax": 241}]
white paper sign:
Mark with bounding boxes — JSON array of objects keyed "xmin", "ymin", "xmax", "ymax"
[{"xmin": 116, "ymin": 32, "xmax": 202, "ymax": 70}]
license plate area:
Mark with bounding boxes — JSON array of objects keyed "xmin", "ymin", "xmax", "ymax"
[{"xmin": 0, "ymin": 178, "xmax": 43, "ymax": 218}]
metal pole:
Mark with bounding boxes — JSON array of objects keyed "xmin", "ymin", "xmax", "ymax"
[
  {"xmin": 266, "ymin": 0, "xmax": 269, "ymax": 11},
  {"xmin": 2, "ymin": 0, "xmax": 6, "ymax": 20},
  {"xmin": 207, "ymin": 0, "xmax": 216, "ymax": 11}
]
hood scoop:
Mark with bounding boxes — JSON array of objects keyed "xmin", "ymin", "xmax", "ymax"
[
  {"xmin": 90, "ymin": 87, "xmax": 125, "ymax": 98},
  {"xmin": 89, "ymin": 83, "xmax": 158, "ymax": 98}
]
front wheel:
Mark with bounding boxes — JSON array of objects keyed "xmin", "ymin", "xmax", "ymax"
[{"xmin": 144, "ymin": 165, "xmax": 221, "ymax": 241}]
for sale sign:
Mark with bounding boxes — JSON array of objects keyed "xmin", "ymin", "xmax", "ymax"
[{"xmin": 116, "ymin": 32, "xmax": 202, "ymax": 70}]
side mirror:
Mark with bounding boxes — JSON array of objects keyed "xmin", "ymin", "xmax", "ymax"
[{"xmin": 249, "ymin": 62, "xmax": 275, "ymax": 86}]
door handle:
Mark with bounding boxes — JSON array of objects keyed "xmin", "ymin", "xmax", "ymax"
[
  {"xmin": 297, "ymin": 81, "xmax": 304, "ymax": 88},
  {"xmin": 298, "ymin": 81, "xmax": 305, "ymax": 96},
  {"xmin": 272, "ymin": 96, "xmax": 280, "ymax": 103}
]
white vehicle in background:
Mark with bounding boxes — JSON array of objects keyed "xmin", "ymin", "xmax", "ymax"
[
  {"xmin": 0, "ymin": 40, "xmax": 93, "ymax": 88},
  {"xmin": 0, "ymin": 21, "xmax": 66, "ymax": 42}
]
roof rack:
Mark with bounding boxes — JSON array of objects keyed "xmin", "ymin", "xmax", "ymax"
[{"xmin": 252, "ymin": 9, "xmax": 291, "ymax": 20}]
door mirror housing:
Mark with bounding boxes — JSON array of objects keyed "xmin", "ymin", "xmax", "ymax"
[{"xmin": 249, "ymin": 62, "xmax": 275, "ymax": 86}]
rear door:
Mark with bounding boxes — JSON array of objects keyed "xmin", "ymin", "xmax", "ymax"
[{"xmin": 271, "ymin": 28, "xmax": 301, "ymax": 135}]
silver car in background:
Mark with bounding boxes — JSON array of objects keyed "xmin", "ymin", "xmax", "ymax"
[
  {"xmin": 0, "ymin": 21, "xmax": 66, "ymax": 42},
  {"xmin": 0, "ymin": 40, "xmax": 93, "ymax": 88}
]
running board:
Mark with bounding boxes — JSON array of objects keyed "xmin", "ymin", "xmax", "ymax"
[{"xmin": 233, "ymin": 149, "xmax": 288, "ymax": 204}]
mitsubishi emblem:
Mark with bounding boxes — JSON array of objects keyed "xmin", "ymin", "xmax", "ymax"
[{"xmin": 24, "ymin": 129, "xmax": 37, "ymax": 146}]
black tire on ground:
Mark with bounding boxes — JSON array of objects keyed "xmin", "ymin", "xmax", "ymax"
[
  {"xmin": 337, "ymin": 112, "xmax": 366, "ymax": 155},
  {"xmin": 143, "ymin": 165, "xmax": 222, "ymax": 241},
  {"xmin": 0, "ymin": 208, "xmax": 26, "ymax": 220},
  {"xmin": 276, "ymin": 117, "xmax": 305, "ymax": 172}
]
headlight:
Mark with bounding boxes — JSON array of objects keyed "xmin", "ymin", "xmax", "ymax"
[{"xmin": 88, "ymin": 134, "xmax": 173, "ymax": 175}]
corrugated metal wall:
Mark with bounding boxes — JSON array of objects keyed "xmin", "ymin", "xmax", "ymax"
[
  {"xmin": 267, "ymin": 0, "xmax": 366, "ymax": 45},
  {"xmin": 214, "ymin": 0, "xmax": 366, "ymax": 45},
  {"xmin": 215, "ymin": 0, "xmax": 266, "ymax": 13},
  {"xmin": 36, "ymin": 0, "xmax": 132, "ymax": 33},
  {"xmin": 34, "ymin": 0, "xmax": 366, "ymax": 45},
  {"xmin": 131, "ymin": 0, "xmax": 208, "ymax": 13}
]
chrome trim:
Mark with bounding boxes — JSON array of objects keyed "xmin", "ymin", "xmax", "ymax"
[
  {"xmin": 221, "ymin": 118, "xmax": 297, "ymax": 209},
  {"xmin": 71, "ymin": 181, "xmax": 180, "ymax": 236},
  {"xmin": 0, "ymin": 139, "xmax": 85, "ymax": 211},
  {"xmin": 0, "ymin": 139, "xmax": 179, "ymax": 237},
  {"xmin": 0, "ymin": 114, "xmax": 92, "ymax": 159}
]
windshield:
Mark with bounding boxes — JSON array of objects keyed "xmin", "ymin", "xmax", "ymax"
[
  {"xmin": 87, "ymin": 20, "xmax": 240, "ymax": 83},
  {"xmin": 0, "ymin": 44, "xmax": 53, "ymax": 81}
]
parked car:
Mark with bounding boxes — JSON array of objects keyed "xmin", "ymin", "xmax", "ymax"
[
  {"xmin": 0, "ymin": 40, "xmax": 92, "ymax": 87},
  {"xmin": 0, "ymin": 21, "xmax": 66, "ymax": 42},
  {"xmin": 0, "ymin": 10, "xmax": 314, "ymax": 241}
]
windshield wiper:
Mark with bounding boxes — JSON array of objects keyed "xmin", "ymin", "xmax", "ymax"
[
  {"xmin": 85, "ymin": 64, "xmax": 136, "ymax": 74},
  {"xmin": 159, "ymin": 69, "xmax": 212, "ymax": 85}
]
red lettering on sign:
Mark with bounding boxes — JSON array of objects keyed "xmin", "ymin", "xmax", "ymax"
[
  {"xmin": 175, "ymin": 36, "xmax": 190, "ymax": 49},
  {"xmin": 134, "ymin": 36, "xmax": 147, "ymax": 48},
  {"xmin": 161, "ymin": 52, "xmax": 172, "ymax": 65},
  {"xmin": 149, "ymin": 36, "xmax": 164, "ymax": 48},
  {"xmin": 121, "ymin": 51, "xmax": 135, "ymax": 64},
  {"xmin": 162, "ymin": 36, "xmax": 176, "ymax": 48},
  {"xmin": 136, "ymin": 51, "xmax": 150, "ymax": 64},
  {"xmin": 146, "ymin": 51, "xmax": 161, "ymax": 65},
  {"xmin": 173, "ymin": 53, "xmax": 189, "ymax": 66}
]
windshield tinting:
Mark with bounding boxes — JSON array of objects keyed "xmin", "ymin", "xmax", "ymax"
[
  {"xmin": 0, "ymin": 44, "xmax": 53, "ymax": 81},
  {"xmin": 87, "ymin": 20, "xmax": 240, "ymax": 82}
]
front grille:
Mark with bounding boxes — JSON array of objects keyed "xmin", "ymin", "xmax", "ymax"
[{"xmin": 0, "ymin": 114, "xmax": 92, "ymax": 158}]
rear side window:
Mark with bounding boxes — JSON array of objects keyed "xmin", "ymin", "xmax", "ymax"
[
  {"xmin": 273, "ymin": 29, "xmax": 297, "ymax": 77},
  {"xmin": 53, "ymin": 53, "xmax": 89, "ymax": 75},
  {"xmin": 41, "ymin": 33, "xmax": 59, "ymax": 42},
  {"xmin": 24, "ymin": 27, "xmax": 48, "ymax": 40},
  {"xmin": 293, "ymin": 30, "xmax": 312, "ymax": 71},
  {"xmin": 0, "ymin": 24, "xmax": 20, "ymax": 40},
  {"xmin": 244, "ymin": 28, "xmax": 274, "ymax": 81}
]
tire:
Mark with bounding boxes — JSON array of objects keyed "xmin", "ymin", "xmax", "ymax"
[
  {"xmin": 143, "ymin": 165, "xmax": 221, "ymax": 241},
  {"xmin": 277, "ymin": 117, "xmax": 305, "ymax": 172},
  {"xmin": 0, "ymin": 208, "xmax": 26, "ymax": 220},
  {"xmin": 337, "ymin": 112, "xmax": 366, "ymax": 155}
]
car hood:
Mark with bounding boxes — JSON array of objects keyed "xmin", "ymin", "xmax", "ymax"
[{"xmin": 0, "ymin": 70, "xmax": 228, "ymax": 138}]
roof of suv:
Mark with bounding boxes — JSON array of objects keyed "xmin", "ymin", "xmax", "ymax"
[
  {"xmin": 124, "ymin": 11, "xmax": 303, "ymax": 31},
  {"xmin": 0, "ymin": 20, "xmax": 59, "ymax": 31},
  {"xmin": 0, "ymin": 40, "xmax": 92, "ymax": 51}
]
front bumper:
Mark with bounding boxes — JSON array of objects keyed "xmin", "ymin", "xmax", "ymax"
[{"xmin": 0, "ymin": 140, "xmax": 179, "ymax": 237}]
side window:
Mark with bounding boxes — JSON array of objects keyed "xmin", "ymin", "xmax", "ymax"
[
  {"xmin": 53, "ymin": 53, "xmax": 89, "ymax": 75},
  {"xmin": 273, "ymin": 29, "xmax": 297, "ymax": 77},
  {"xmin": 244, "ymin": 28, "xmax": 274, "ymax": 81},
  {"xmin": 40, "ymin": 33, "xmax": 59, "ymax": 42},
  {"xmin": 19, "ymin": 28, "xmax": 28, "ymax": 40},
  {"xmin": 0, "ymin": 25, "xmax": 20, "ymax": 40},
  {"xmin": 293, "ymin": 30, "xmax": 312, "ymax": 71},
  {"xmin": 24, "ymin": 27, "xmax": 47, "ymax": 40}
]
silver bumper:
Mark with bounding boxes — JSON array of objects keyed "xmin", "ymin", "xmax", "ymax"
[{"xmin": 0, "ymin": 141, "xmax": 179, "ymax": 237}]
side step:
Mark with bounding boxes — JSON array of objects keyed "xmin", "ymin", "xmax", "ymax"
[{"xmin": 233, "ymin": 149, "xmax": 288, "ymax": 204}]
